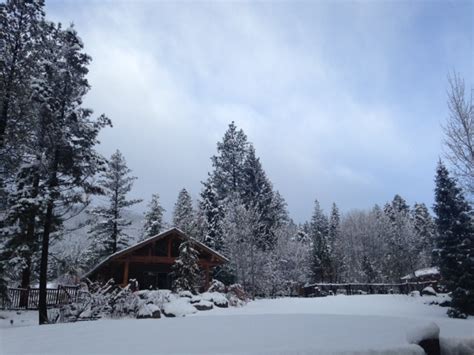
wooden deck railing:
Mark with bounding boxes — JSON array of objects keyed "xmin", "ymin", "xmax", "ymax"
[{"xmin": 0, "ymin": 285, "xmax": 80, "ymax": 310}]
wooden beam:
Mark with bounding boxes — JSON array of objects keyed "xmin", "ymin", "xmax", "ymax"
[
  {"xmin": 205, "ymin": 265, "xmax": 210, "ymax": 290},
  {"xmin": 167, "ymin": 237, "xmax": 172, "ymax": 257},
  {"xmin": 122, "ymin": 261, "xmax": 129, "ymax": 286}
]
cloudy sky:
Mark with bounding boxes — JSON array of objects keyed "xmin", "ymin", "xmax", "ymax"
[{"xmin": 46, "ymin": 0, "xmax": 473, "ymax": 222}]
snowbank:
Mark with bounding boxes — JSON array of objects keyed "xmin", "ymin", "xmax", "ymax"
[
  {"xmin": 162, "ymin": 298, "xmax": 197, "ymax": 317},
  {"xmin": 2, "ymin": 295, "xmax": 473, "ymax": 354}
]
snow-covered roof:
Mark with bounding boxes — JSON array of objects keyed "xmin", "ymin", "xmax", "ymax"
[
  {"xmin": 82, "ymin": 227, "xmax": 229, "ymax": 279},
  {"xmin": 401, "ymin": 267, "xmax": 440, "ymax": 280}
]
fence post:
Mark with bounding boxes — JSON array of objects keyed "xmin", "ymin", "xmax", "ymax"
[{"xmin": 56, "ymin": 285, "xmax": 61, "ymax": 305}]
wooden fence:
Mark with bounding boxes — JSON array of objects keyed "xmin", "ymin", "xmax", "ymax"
[
  {"xmin": 302, "ymin": 281, "xmax": 438, "ymax": 297},
  {"xmin": 0, "ymin": 285, "xmax": 80, "ymax": 310}
]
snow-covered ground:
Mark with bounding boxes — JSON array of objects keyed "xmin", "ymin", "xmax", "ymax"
[{"xmin": 1, "ymin": 295, "xmax": 473, "ymax": 354}]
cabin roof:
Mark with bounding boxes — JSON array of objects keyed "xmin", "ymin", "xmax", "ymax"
[{"xmin": 83, "ymin": 227, "xmax": 229, "ymax": 279}]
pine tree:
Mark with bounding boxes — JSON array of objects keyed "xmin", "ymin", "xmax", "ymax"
[
  {"xmin": 433, "ymin": 161, "xmax": 474, "ymax": 317},
  {"xmin": 0, "ymin": 0, "xmax": 44, "ymax": 152},
  {"xmin": 172, "ymin": 239, "xmax": 200, "ymax": 294},
  {"xmin": 242, "ymin": 145, "xmax": 275, "ymax": 249},
  {"xmin": 383, "ymin": 195, "xmax": 417, "ymax": 281},
  {"xmin": 88, "ymin": 150, "xmax": 141, "ymax": 262},
  {"xmin": 309, "ymin": 199, "xmax": 330, "ymax": 282},
  {"xmin": 328, "ymin": 203, "xmax": 345, "ymax": 282},
  {"xmin": 362, "ymin": 255, "xmax": 377, "ymax": 283},
  {"xmin": 211, "ymin": 121, "xmax": 249, "ymax": 200},
  {"xmin": 142, "ymin": 193, "xmax": 165, "ymax": 239},
  {"xmin": 172, "ymin": 188, "xmax": 195, "ymax": 236},
  {"xmin": 34, "ymin": 24, "xmax": 111, "ymax": 324},
  {"xmin": 0, "ymin": 0, "xmax": 46, "ymax": 295},
  {"xmin": 199, "ymin": 179, "xmax": 224, "ymax": 251},
  {"xmin": 412, "ymin": 202, "xmax": 436, "ymax": 266}
]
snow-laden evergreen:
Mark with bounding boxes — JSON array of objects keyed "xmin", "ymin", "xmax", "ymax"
[
  {"xmin": 172, "ymin": 188, "xmax": 195, "ymax": 236},
  {"xmin": 172, "ymin": 239, "xmax": 200, "ymax": 294},
  {"xmin": 433, "ymin": 161, "xmax": 474, "ymax": 317},
  {"xmin": 87, "ymin": 150, "xmax": 141, "ymax": 263},
  {"xmin": 142, "ymin": 193, "xmax": 165, "ymax": 240}
]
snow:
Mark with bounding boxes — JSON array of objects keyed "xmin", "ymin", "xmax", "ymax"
[
  {"xmin": 161, "ymin": 297, "xmax": 197, "ymax": 317},
  {"xmin": 406, "ymin": 322, "xmax": 440, "ymax": 344},
  {"xmin": 198, "ymin": 291, "xmax": 229, "ymax": 307},
  {"xmin": 137, "ymin": 303, "xmax": 160, "ymax": 318},
  {"xmin": 1, "ymin": 295, "xmax": 473, "ymax": 354},
  {"xmin": 402, "ymin": 267, "xmax": 440, "ymax": 280}
]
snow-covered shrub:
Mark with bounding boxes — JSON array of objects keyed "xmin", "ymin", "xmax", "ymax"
[
  {"xmin": 162, "ymin": 297, "xmax": 197, "ymax": 317},
  {"xmin": 109, "ymin": 284, "xmax": 140, "ymax": 318},
  {"xmin": 192, "ymin": 300, "xmax": 213, "ymax": 311},
  {"xmin": 178, "ymin": 290, "xmax": 193, "ymax": 298},
  {"xmin": 208, "ymin": 279, "xmax": 226, "ymax": 293},
  {"xmin": 421, "ymin": 286, "xmax": 437, "ymax": 296},
  {"xmin": 226, "ymin": 284, "xmax": 249, "ymax": 307},
  {"xmin": 200, "ymin": 292, "xmax": 228, "ymax": 308},
  {"xmin": 137, "ymin": 303, "xmax": 161, "ymax": 319}
]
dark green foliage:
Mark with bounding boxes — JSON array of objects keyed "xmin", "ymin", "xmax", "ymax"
[
  {"xmin": 88, "ymin": 150, "xmax": 141, "ymax": 262},
  {"xmin": 433, "ymin": 161, "xmax": 474, "ymax": 316},
  {"xmin": 143, "ymin": 193, "xmax": 165, "ymax": 239},
  {"xmin": 172, "ymin": 239, "xmax": 200, "ymax": 294}
]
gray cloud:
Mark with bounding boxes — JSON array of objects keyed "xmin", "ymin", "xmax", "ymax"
[{"xmin": 46, "ymin": 0, "xmax": 472, "ymax": 221}]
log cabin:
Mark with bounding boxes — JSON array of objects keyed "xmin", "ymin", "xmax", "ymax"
[{"xmin": 83, "ymin": 228, "xmax": 228, "ymax": 291}]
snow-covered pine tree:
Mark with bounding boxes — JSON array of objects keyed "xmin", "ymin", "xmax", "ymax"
[
  {"xmin": 383, "ymin": 195, "xmax": 417, "ymax": 281},
  {"xmin": 210, "ymin": 121, "xmax": 249, "ymax": 200},
  {"xmin": 328, "ymin": 203, "xmax": 345, "ymax": 282},
  {"xmin": 0, "ymin": 0, "xmax": 44, "ymax": 155},
  {"xmin": 309, "ymin": 199, "xmax": 330, "ymax": 282},
  {"xmin": 172, "ymin": 188, "xmax": 195, "ymax": 236},
  {"xmin": 412, "ymin": 202, "xmax": 436, "ymax": 267},
  {"xmin": 13, "ymin": 23, "xmax": 112, "ymax": 324},
  {"xmin": 172, "ymin": 239, "xmax": 200, "ymax": 294},
  {"xmin": 198, "ymin": 179, "xmax": 224, "ymax": 251},
  {"xmin": 433, "ymin": 161, "xmax": 474, "ymax": 317},
  {"xmin": 88, "ymin": 150, "xmax": 141, "ymax": 263},
  {"xmin": 361, "ymin": 255, "xmax": 377, "ymax": 283},
  {"xmin": 242, "ymin": 145, "xmax": 275, "ymax": 249},
  {"xmin": 0, "ymin": 0, "xmax": 46, "ymax": 294},
  {"xmin": 142, "ymin": 193, "xmax": 165, "ymax": 240}
]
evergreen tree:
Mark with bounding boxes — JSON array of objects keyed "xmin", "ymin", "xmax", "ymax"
[
  {"xmin": 0, "ymin": 0, "xmax": 44, "ymax": 153},
  {"xmin": 309, "ymin": 199, "xmax": 330, "ymax": 282},
  {"xmin": 383, "ymin": 195, "xmax": 417, "ymax": 281},
  {"xmin": 362, "ymin": 255, "xmax": 377, "ymax": 283},
  {"xmin": 412, "ymin": 202, "xmax": 436, "ymax": 266},
  {"xmin": 328, "ymin": 203, "xmax": 345, "ymax": 282},
  {"xmin": 88, "ymin": 150, "xmax": 141, "ymax": 262},
  {"xmin": 142, "ymin": 193, "xmax": 165, "ymax": 239},
  {"xmin": 210, "ymin": 121, "xmax": 249, "ymax": 200},
  {"xmin": 433, "ymin": 161, "xmax": 474, "ymax": 317},
  {"xmin": 172, "ymin": 188, "xmax": 195, "ymax": 236},
  {"xmin": 199, "ymin": 179, "xmax": 224, "ymax": 251},
  {"xmin": 0, "ymin": 0, "xmax": 46, "ymax": 295},
  {"xmin": 242, "ymin": 145, "xmax": 275, "ymax": 249},
  {"xmin": 172, "ymin": 239, "xmax": 200, "ymax": 294}
]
